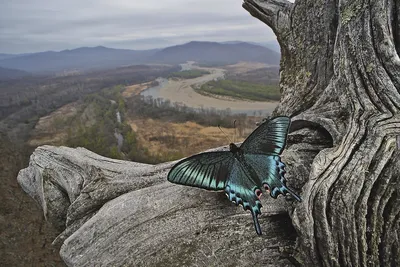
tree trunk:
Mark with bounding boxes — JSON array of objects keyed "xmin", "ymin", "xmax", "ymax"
[{"xmin": 243, "ymin": 0, "xmax": 400, "ymax": 266}]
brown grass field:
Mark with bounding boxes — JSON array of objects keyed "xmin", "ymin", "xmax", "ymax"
[
  {"xmin": 122, "ymin": 82, "xmax": 152, "ymax": 98},
  {"xmin": 28, "ymin": 102, "xmax": 80, "ymax": 146},
  {"xmin": 128, "ymin": 118, "xmax": 248, "ymax": 160}
]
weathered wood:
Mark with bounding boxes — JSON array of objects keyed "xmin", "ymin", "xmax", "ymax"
[
  {"xmin": 243, "ymin": 0, "xmax": 400, "ymax": 266},
  {"xmin": 18, "ymin": 145, "xmax": 307, "ymax": 266}
]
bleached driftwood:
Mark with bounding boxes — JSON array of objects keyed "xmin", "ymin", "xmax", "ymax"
[{"xmin": 18, "ymin": 145, "xmax": 311, "ymax": 266}]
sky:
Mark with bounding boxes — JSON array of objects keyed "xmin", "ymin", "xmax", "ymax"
[{"xmin": 0, "ymin": 0, "xmax": 293, "ymax": 54}]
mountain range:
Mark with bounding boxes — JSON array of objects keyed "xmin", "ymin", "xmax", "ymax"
[
  {"xmin": 0, "ymin": 67, "xmax": 31, "ymax": 80},
  {"xmin": 0, "ymin": 41, "xmax": 280, "ymax": 76}
]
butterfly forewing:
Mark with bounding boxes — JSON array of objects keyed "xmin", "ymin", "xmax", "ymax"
[
  {"xmin": 167, "ymin": 152, "xmax": 234, "ymax": 190},
  {"xmin": 240, "ymin": 116, "xmax": 290, "ymax": 155}
]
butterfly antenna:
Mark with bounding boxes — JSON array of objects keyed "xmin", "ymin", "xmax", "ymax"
[{"xmin": 218, "ymin": 124, "xmax": 233, "ymax": 143}]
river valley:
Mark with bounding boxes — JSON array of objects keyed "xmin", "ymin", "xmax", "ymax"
[{"xmin": 141, "ymin": 62, "xmax": 279, "ymax": 116}]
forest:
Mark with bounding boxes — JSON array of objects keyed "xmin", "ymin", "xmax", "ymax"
[
  {"xmin": 168, "ymin": 69, "xmax": 211, "ymax": 79},
  {"xmin": 197, "ymin": 79, "xmax": 280, "ymax": 101}
]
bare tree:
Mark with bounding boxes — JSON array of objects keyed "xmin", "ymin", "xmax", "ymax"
[{"xmin": 243, "ymin": 0, "xmax": 400, "ymax": 266}]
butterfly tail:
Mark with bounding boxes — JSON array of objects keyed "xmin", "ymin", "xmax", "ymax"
[{"xmin": 251, "ymin": 211, "xmax": 262, "ymax": 236}]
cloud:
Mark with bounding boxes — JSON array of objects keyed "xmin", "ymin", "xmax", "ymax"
[{"xmin": 0, "ymin": 0, "xmax": 280, "ymax": 53}]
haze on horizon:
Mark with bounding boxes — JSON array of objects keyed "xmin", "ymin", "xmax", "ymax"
[{"xmin": 0, "ymin": 0, "xmax": 294, "ymax": 54}]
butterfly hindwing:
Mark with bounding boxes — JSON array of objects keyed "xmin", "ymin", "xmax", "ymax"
[
  {"xmin": 240, "ymin": 116, "xmax": 290, "ymax": 155},
  {"xmin": 243, "ymin": 154, "xmax": 301, "ymax": 201},
  {"xmin": 167, "ymin": 152, "xmax": 234, "ymax": 190},
  {"xmin": 224, "ymin": 159, "xmax": 263, "ymax": 235}
]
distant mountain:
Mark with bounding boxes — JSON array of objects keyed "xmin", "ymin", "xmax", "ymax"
[
  {"xmin": 107, "ymin": 37, "xmax": 176, "ymax": 50},
  {"xmin": 0, "ymin": 67, "xmax": 30, "ymax": 80},
  {"xmin": 0, "ymin": 46, "xmax": 159, "ymax": 74},
  {"xmin": 152, "ymin": 41, "xmax": 280, "ymax": 65},
  {"xmin": 0, "ymin": 41, "xmax": 280, "ymax": 75},
  {"xmin": 222, "ymin": 40, "xmax": 266, "ymax": 46},
  {"xmin": 221, "ymin": 41, "xmax": 249, "ymax": 45},
  {"xmin": 0, "ymin": 53, "xmax": 33, "ymax": 60},
  {"xmin": 222, "ymin": 40, "xmax": 281, "ymax": 53},
  {"xmin": 0, "ymin": 54, "xmax": 17, "ymax": 60}
]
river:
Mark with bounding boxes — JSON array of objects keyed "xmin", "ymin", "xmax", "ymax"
[
  {"xmin": 114, "ymin": 111, "xmax": 123, "ymax": 152},
  {"xmin": 140, "ymin": 62, "xmax": 278, "ymax": 116}
]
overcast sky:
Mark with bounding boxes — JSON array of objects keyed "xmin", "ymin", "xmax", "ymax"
[{"xmin": 0, "ymin": 0, "xmax": 293, "ymax": 54}]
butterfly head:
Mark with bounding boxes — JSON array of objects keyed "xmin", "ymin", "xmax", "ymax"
[{"xmin": 229, "ymin": 143, "xmax": 240, "ymax": 153}]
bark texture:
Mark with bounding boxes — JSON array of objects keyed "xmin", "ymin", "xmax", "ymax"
[{"xmin": 243, "ymin": 0, "xmax": 400, "ymax": 266}]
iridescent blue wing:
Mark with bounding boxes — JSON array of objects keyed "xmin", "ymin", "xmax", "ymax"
[
  {"xmin": 243, "ymin": 154, "xmax": 301, "ymax": 201},
  {"xmin": 168, "ymin": 152, "xmax": 264, "ymax": 235},
  {"xmin": 240, "ymin": 116, "xmax": 290, "ymax": 155},
  {"xmin": 224, "ymin": 159, "xmax": 263, "ymax": 235},
  {"xmin": 167, "ymin": 152, "xmax": 234, "ymax": 190}
]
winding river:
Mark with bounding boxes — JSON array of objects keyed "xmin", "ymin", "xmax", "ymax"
[{"xmin": 141, "ymin": 62, "xmax": 279, "ymax": 116}]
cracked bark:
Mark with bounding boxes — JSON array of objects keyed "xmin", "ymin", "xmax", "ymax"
[{"xmin": 244, "ymin": 0, "xmax": 400, "ymax": 266}]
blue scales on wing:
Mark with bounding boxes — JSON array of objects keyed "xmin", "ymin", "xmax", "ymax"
[
  {"xmin": 167, "ymin": 152, "xmax": 234, "ymax": 190},
  {"xmin": 243, "ymin": 154, "xmax": 301, "ymax": 201}
]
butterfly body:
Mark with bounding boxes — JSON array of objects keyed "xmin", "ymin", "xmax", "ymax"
[{"xmin": 167, "ymin": 117, "xmax": 301, "ymax": 235}]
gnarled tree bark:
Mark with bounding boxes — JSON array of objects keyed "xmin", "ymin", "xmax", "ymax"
[{"xmin": 243, "ymin": 0, "xmax": 400, "ymax": 266}]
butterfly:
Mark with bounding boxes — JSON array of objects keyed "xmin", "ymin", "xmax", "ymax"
[{"xmin": 167, "ymin": 116, "xmax": 301, "ymax": 235}]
